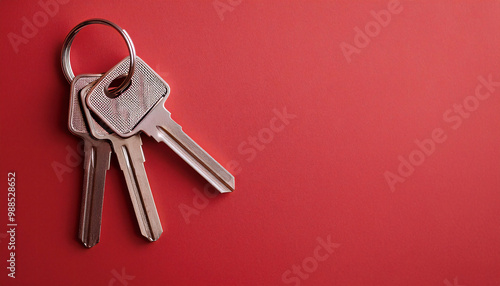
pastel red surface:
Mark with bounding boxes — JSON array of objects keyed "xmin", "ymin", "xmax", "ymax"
[{"xmin": 1, "ymin": 1, "xmax": 499, "ymax": 285}]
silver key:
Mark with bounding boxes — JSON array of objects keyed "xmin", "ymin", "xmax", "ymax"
[
  {"xmin": 68, "ymin": 75, "xmax": 112, "ymax": 248},
  {"xmin": 86, "ymin": 57, "xmax": 235, "ymax": 193},
  {"xmin": 80, "ymin": 84, "xmax": 162, "ymax": 242}
]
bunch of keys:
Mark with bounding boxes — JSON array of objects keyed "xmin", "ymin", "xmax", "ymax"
[{"xmin": 61, "ymin": 19, "xmax": 235, "ymax": 248}]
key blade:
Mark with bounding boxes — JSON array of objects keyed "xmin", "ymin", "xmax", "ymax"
[
  {"xmin": 70, "ymin": 74, "xmax": 112, "ymax": 248},
  {"xmin": 142, "ymin": 109, "xmax": 235, "ymax": 193},
  {"xmin": 109, "ymin": 134, "xmax": 163, "ymax": 241},
  {"xmin": 79, "ymin": 134, "xmax": 112, "ymax": 248},
  {"xmin": 81, "ymin": 85, "xmax": 163, "ymax": 242},
  {"xmin": 85, "ymin": 57, "xmax": 235, "ymax": 193}
]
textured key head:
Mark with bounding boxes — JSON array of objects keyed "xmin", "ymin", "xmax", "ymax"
[
  {"xmin": 68, "ymin": 75, "xmax": 101, "ymax": 136},
  {"xmin": 80, "ymin": 85, "xmax": 113, "ymax": 140},
  {"xmin": 86, "ymin": 56, "xmax": 169, "ymax": 137}
]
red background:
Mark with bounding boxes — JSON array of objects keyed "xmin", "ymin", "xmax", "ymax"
[{"xmin": 1, "ymin": 0, "xmax": 499, "ymax": 285}]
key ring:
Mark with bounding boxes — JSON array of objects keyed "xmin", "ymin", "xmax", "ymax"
[{"xmin": 61, "ymin": 18, "xmax": 136, "ymax": 95}]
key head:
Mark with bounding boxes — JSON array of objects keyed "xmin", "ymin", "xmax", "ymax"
[
  {"xmin": 80, "ymin": 84, "xmax": 115, "ymax": 140},
  {"xmin": 68, "ymin": 75, "xmax": 101, "ymax": 136},
  {"xmin": 86, "ymin": 56, "xmax": 170, "ymax": 137}
]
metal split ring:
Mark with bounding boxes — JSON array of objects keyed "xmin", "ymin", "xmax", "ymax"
[{"xmin": 61, "ymin": 18, "xmax": 135, "ymax": 95}]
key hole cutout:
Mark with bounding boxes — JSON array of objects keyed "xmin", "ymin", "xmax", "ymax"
[{"xmin": 105, "ymin": 74, "xmax": 131, "ymax": 98}]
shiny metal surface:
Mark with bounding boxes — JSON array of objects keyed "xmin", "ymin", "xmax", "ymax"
[
  {"xmin": 86, "ymin": 57, "xmax": 235, "ymax": 193},
  {"xmin": 81, "ymin": 85, "xmax": 163, "ymax": 242},
  {"xmin": 69, "ymin": 74, "xmax": 112, "ymax": 248},
  {"xmin": 86, "ymin": 57, "xmax": 167, "ymax": 137},
  {"xmin": 146, "ymin": 110, "xmax": 235, "ymax": 193},
  {"xmin": 79, "ymin": 133, "xmax": 112, "ymax": 248}
]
